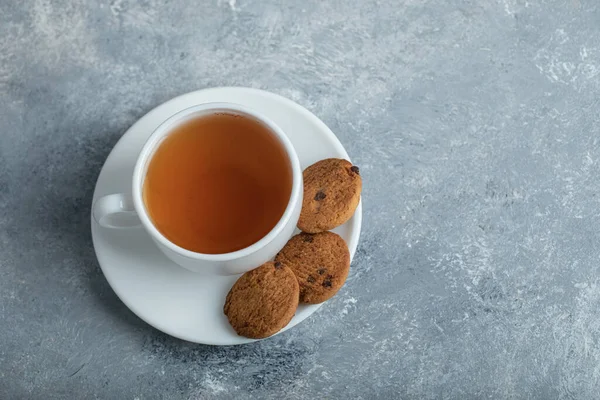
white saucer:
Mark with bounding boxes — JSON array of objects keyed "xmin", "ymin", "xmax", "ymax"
[{"xmin": 91, "ymin": 87, "xmax": 362, "ymax": 345}]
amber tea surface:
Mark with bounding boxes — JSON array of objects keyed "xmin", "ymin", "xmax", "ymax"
[{"xmin": 143, "ymin": 113, "xmax": 292, "ymax": 254}]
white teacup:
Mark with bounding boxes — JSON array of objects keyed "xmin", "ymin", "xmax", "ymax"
[{"xmin": 92, "ymin": 102, "xmax": 303, "ymax": 275}]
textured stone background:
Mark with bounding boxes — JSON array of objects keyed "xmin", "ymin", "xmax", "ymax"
[{"xmin": 2, "ymin": 0, "xmax": 600, "ymax": 398}]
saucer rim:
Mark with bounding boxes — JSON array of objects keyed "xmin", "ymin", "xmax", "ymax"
[{"xmin": 91, "ymin": 87, "xmax": 362, "ymax": 345}]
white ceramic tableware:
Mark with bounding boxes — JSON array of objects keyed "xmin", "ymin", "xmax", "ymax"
[
  {"xmin": 91, "ymin": 87, "xmax": 362, "ymax": 344},
  {"xmin": 93, "ymin": 102, "xmax": 303, "ymax": 275}
]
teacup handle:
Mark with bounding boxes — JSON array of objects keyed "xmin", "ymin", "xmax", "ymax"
[{"xmin": 93, "ymin": 193, "xmax": 141, "ymax": 229}]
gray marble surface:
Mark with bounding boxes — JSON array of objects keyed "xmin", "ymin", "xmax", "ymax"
[{"xmin": 2, "ymin": 0, "xmax": 600, "ymax": 398}]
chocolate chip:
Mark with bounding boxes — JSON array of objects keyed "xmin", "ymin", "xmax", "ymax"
[
  {"xmin": 314, "ymin": 190, "xmax": 326, "ymax": 201},
  {"xmin": 307, "ymin": 275, "xmax": 316, "ymax": 283},
  {"xmin": 302, "ymin": 234, "xmax": 314, "ymax": 243},
  {"xmin": 350, "ymin": 165, "xmax": 360, "ymax": 174},
  {"xmin": 317, "ymin": 268, "xmax": 326, "ymax": 275},
  {"xmin": 274, "ymin": 262, "xmax": 282, "ymax": 269},
  {"xmin": 322, "ymin": 280, "xmax": 332, "ymax": 288}
]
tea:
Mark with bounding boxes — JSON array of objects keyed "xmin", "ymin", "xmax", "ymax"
[{"xmin": 143, "ymin": 113, "xmax": 293, "ymax": 254}]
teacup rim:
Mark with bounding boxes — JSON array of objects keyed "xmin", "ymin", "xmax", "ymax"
[{"xmin": 131, "ymin": 102, "xmax": 303, "ymax": 262}]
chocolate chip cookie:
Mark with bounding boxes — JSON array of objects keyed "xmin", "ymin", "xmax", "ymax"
[
  {"xmin": 224, "ymin": 261, "xmax": 299, "ymax": 339},
  {"xmin": 275, "ymin": 232, "xmax": 350, "ymax": 304},
  {"xmin": 297, "ymin": 158, "xmax": 362, "ymax": 233}
]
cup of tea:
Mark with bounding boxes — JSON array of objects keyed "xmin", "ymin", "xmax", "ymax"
[{"xmin": 93, "ymin": 103, "xmax": 303, "ymax": 275}]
